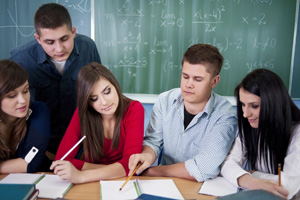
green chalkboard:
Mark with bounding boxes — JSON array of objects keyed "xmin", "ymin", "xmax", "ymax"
[
  {"xmin": 291, "ymin": 0, "xmax": 300, "ymax": 99},
  {"xmin": 95, "ymin": 0, "xmax": 298, "ymax": 96},
  {"xmin": 0, "ymin": 0, "xmax": 91, "ymax": 59}
]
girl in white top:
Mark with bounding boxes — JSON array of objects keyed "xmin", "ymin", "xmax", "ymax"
[{"xmin": 221, "ymin": 69, "xmax": 300, "ymax": 199}]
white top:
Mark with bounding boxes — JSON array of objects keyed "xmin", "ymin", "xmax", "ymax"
[
  {"xmin": 51, "ymin": 59, "xmax": 66, "ymax": 75},
  {"xmin": 221, "ymin": 124, "xmax": 300, "ymax": 199}
]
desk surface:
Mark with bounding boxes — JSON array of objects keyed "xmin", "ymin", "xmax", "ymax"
[{"xmin": 0, "ymin": 174, "xmax": 216, "ymax": 200}]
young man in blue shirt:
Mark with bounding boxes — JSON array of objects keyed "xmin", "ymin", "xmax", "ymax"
[
  {"xmin": 9, "ymin": 3, "xmax": 101, "ymax": 157},
  {"xmin": 129, "ymin": 44, "xmax": 237, "ymax": 182}
]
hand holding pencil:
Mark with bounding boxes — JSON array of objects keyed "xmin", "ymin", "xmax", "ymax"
[{"xmin": 119, "ymin": 162, "xmax": 141, "ymax": 191}]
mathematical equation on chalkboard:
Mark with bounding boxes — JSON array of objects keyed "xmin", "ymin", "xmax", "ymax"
[{"xmin": 98, "ymin": 0, "xmax": 284, "ymax": 83}]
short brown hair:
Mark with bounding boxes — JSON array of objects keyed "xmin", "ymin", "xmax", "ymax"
[
  {"xmin": 182, "ymin": 44, "xmax": 223, "ymax": 76},
  {"xmin": 34, "ymin": 3, "xmax": 72, "ymax": 35}
]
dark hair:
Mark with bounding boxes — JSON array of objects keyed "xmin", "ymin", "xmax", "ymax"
[
  {"xmin": 77, "ymin": 62, "xmax": 130, "ymax": 162},
  {"xmin": 0, "ymin": 60, "xmax": 29, "ymax": 160},
  {"xmin": 182, "ymin": 43, "xmax": 223, "ymax": 76},
  {"xmin": 235, "ymin": 68, "xmax": 300, "ymax": 173},
  {"xmin": 34, "ymin": 3, "xmax": 72, "ymax": 35}
]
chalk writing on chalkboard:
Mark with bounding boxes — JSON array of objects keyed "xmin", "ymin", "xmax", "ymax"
[{"xmin": 95, "ymin": 0, "xmax": 296, "ymax": 96}]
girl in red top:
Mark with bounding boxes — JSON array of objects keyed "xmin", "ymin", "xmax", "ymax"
[{"xmin": 50, "ymin": 62, "xmax": 144, "ymax": 183}]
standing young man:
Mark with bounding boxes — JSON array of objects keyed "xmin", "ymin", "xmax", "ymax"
[
  {"xmin": 129, "ymin": 44, "xmax": 237, "ymax": 182},
  {"xmin": 10, "ymin": 3, "xmax": 101, "ymax": 157}
]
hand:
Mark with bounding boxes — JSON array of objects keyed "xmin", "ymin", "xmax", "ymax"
[
  {"xmin": 128, "ymin": 152, "xmax": 155, "ymax": 176},
  {"xmin": 238, "ymin": 174, "xmax": 289, "ymax": 199},
  {"xmin": 50, "ymin": 160, "xmax": 84, "ymax": 184}
]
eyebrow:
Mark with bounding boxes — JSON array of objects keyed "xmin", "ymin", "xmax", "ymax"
[
  {"xmin": 182, "ymin": 72, "xmax": 203, "ymax": 79},
  {"xmin": 89, "ymin": 85, "xmax": 110, "ymax": 97},
  {"xmin": 43, "ymin": 35, "xmax": 69, "ymax": 43}
]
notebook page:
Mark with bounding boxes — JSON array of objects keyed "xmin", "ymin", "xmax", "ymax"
[
  {"xmin": 0, "ymin": 173, "xmax": 44, "ymax": 184},
  {"xmin": 36, "ymin": 174, "xmax": 72, "ymax": 199},
  {"xmin": 139, "ymin": 179, "xmax": 184, "ymax": 200},
  {"xmin": 199, "ymin": 176, "xmax": 238, "ymax": 196},
  {"xmin": 100, "ymin": 180, "xmax": 138, "ymax": 200}
]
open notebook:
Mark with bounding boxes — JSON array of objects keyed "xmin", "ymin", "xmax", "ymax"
[
  {"xmin": 199, "ymin": 176, "xmax": 239, "ymax": 196},
  {"xmin": 0, "ymin": 173, "xmax": 72, "ymax": 199},
  {"xmin": 100, "ymin": 179, "xmax": 184, "ymax": 200}
]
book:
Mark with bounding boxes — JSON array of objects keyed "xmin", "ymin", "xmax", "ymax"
[
  {"xmin": 0, "ymin": 173, "xmax": 72, "ymax": 199},
  {"xmin": 0, "ymin": 183, "xmax": 38, "ymax": 200},
  {"xmin": 198, "ymin": 176, "xmax": 238, "ymax": 197},
  {"xmin": 100, "ymin": 179, "xmax": 184, "ymax": 200},
  {"xmin": 136, "ymin": 193, "xmax": 178, "ymax": 200},
  {"xmin": 216, "ymin": 189, "xmax": 282, "ymax": 200}
]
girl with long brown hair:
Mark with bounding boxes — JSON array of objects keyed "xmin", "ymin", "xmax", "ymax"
[
  {"xmin": 51, "ymin": 62, "xmax": 144, "ymax": 183},
  {"xmin": 0, "ymin": 60, "xmax": 50, "ymax": 173}
]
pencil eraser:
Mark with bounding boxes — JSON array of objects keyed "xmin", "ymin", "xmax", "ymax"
[{"xmin": 25, "ymin": 146, "xmax": 39, "ymax": 163}]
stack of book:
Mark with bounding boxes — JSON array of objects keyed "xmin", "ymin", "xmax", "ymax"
[{"xmin": 0, "ymin": 183, "xmax": 39, "ymax": 200}]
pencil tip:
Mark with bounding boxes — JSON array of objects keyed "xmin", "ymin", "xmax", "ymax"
[{"xmin": 119, "ymin": 188, "xmax": 122, "ymax": 191}]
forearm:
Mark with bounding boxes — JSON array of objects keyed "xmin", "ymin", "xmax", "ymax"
[
  {"xmin": 82, "ymin": 162, "xmax": 106, "ymax": 170},
  {"xmin": 0, "ymin": 158, "xmax": 28, "ymax": 173},
  {"xmin": 142, "ymin": 145, "xmax": 157, "ymax": 164},
  {"xmin": 143, "ymin": 162, "xmax": 196, "ymax": 181},
  {"xmin": 80, "ymin": 162, "xmax": 126, "ymax": 182}
]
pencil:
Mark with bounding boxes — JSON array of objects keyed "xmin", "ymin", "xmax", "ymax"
[
  {"xmin": 60, "ymin": 135, "xmax": 86, "ymax": 160},
  {"xmin": 278, "ymin": 163, "xmax": 281, "ymax": 187},
  {"xmin": 119, "ymin": 162, "xmax": 142, "ymax": 191}
]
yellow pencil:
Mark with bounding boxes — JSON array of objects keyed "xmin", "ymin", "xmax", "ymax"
[
  {"xmin": 119, "ymin": 162, "xmax": 142, "ymax": 191},
  {"xmin": 278, "ymin": 163, "xmax": 281, "ymax": 187}
]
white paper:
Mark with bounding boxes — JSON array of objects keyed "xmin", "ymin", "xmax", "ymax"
[
  {"xmin": 199, "ymin": 176, "xmax": 238, "ymax": 197},
  {"xmin": 0, "ymin": 173, "xmax": 72, "ymax": 199},
  {"xmin": 36, "ymin": 174, "xmax": 72, "ymax": 199},
  {"xmin": 0, "ymin": 173, "xmax": 44, "ymax": 184},
  {"xmin": 100, "ymin": 179, "xmax": 184, "ymax": 200}
]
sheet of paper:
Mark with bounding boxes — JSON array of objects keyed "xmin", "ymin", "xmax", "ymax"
[
  {"xmin": 199, "ymin": 176, "xmax": 238, "ymax": 197},
  {"xmin": 100, "ymin": 179, "xmax": 184, "ymax": 200},
  {"xmin": 36, "ymin": 174, "xmax": 72, "ymax": 199},
  {"xmin": 0, "ymin": 173, "xmax": 44, "ymax": 184}
]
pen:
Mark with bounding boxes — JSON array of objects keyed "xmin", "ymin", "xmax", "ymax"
[
  {"xmin": 278, "ymin": 163, "xmax": 281, "ymax": 187},
  {"xmin": 60, "ymin": 135, "xmax": 86, "ymax": 160},
  {"xmin": 119, "ymin": 162, "xmax": 142, "ymax": 191}
]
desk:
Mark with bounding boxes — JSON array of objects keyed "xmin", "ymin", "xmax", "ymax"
[{"xmin": 0, "ymin": 174, "xmax": 216, "ymax": 200}]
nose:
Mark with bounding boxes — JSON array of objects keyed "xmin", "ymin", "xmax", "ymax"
[
  {"xmin": 55, "ymin": 41, "xmax": 63, "ymax": 52},
  {"xmin": 242, "ymin": 106, "xmax": 251, "ymax": 118},
  {"xmin": 17, "ymin": 93, "xmax": 26, "ymax": 103},
  {"xmin": 98, "ymin": 95, "xmax": 107, "ymax": 106},
  {"xmin": 186, "ymin": 78, "xmax": 193, "ymax": 88}
]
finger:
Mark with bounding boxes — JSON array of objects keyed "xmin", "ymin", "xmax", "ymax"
[{"xmin": 128, "ymin": 154, "xmax": 141, "ymax": 175}]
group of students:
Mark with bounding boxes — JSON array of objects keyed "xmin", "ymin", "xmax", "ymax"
[{"xmin": 0, "ymin": 3, "xmax": 299, "ymax": 200}]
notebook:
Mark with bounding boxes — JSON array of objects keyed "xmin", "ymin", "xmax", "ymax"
[
  {"xmin": 100, "ymin": 179, "xmax": 184, "ymax": 200},
  {"xmin": 0, "ymin": 173, "xmax": 72, "ymax": 199},
  {"xmin": 0, "ymin": 183, "xmax": 38, "ymax": 200},
  {"xmin": 199, "ymin": 176, "xmax": 238, "ymax": 196}
]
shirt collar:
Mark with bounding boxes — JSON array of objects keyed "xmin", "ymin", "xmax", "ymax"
[{"xmin": 172, "ymin": 90, "xmax": 216, "ymax": 117}]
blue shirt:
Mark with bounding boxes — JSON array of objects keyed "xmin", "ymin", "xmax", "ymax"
[
  {"xmin": 143, "ymin": 88, "xmax": 238, "ymax": 182},
  {"xmin": 17, "ymin": 101, "xmax": 50, "ymax": 173},
  {"xmin": 10, "ymin": 34, "xmax": 101, "ymax": 153}
]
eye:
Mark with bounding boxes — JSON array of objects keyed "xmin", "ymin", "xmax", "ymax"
[
  {"xmin": 7, "ymin": 94, "xmax": 17, "ymax": 98},
  {"xmin": 89, "ymin": 97, "xmax": 98, "ymax": 102},
  {"xmin": 104, "ymin": 88, "xmax": 111, "ymax": 95},
  {"xmin": 252, "ymin": 104, "xmax": 259, "ymax": 109},
  {"xmin": 61, "ymin": 36, "xmax": 69, "ymax": 42},
  {"xmin": 45, "ymin": 40, "xmax": 54, "ymax": 45},
  {"xmin": 195, "ymin": 78, "xmax": 202, "ymax": 82}
]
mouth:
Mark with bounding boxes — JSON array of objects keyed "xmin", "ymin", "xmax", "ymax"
[
  {"xmin": 248, "ymin": 119, "xmax": 257, "ymax": 123},
  {"xmin": 102, "ymin": 105, "xmax": 112, "ymax": 111},
  {"xmin": 183, "ymin": 90, "xmax": 194, "ymax": 95},
  {"xmin": 17, "ymin": 105, "xmax": 27, "ymax": 112}
]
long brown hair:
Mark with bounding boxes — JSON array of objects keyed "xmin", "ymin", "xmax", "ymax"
[
  {"xmin": 0, "ymin": 60, "xmax": 29, "ymax": 161},
  {"xmin": 77, "ymin": 62, "xmax": 130, "ymax": 162}
]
